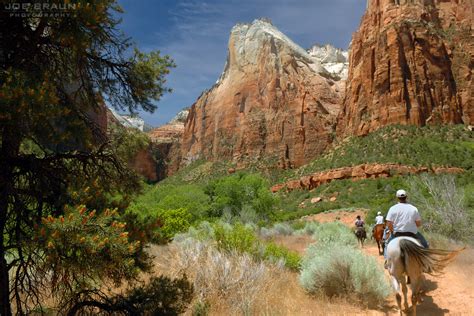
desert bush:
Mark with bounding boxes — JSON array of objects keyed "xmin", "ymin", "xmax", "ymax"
[
  {"xmin": 294, "ymin": 221, "xmax": 320, "ymax": 235},
  {"xmin": 300, "ymin": 244, "xmax": 391, "ymax": 306},
  {"xmin": 272, "ymin": 222, "xmax": 294, "ymax": 235},
  {"xmin": 311, "ymin": 222, "xmax": 357, "ymax": 247},
  {"xmin": 176, "ymin": 222, "xmax": 301, "ymax": 270},
  {"xmin": 259, "ymin": 222, "xmax": 294, "ymax": 239},
  {"xmin": 409, "ymin": 174, "xmax": 474, "ymax": 242},
  {"xmin": 169, "ymin": 239, "xmax": 272, "ymax": 314}
]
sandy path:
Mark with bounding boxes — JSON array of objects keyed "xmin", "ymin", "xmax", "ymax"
[{"xmin": 287, "ymin": 210, "xmax": 474, "ymax": 315}]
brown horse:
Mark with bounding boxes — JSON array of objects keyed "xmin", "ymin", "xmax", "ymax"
[
  {"xmin": 355, "ymin": 227, "xmax": 366, "ymax": 247},
  {"xmin": 372, "ymin": 224, "xmax": 385, "ymax": 255}
]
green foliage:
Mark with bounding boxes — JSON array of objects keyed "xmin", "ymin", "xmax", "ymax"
[
  {"xmin": 181, "ymin": 222, "xmax": 301, "ymax": 270},
  {"xmin": 34, "ymin": 205, "xmax": 144, "ymax": 302},
  {"xmin": 128, "ymin": 173, "xmax": 276, "ymax": 234},
  {"xmin": 110, "ymin": 125, "xmax": 151, "ymax": 164},
  {"xmin": 408, "ymin": 174, "xmax": 474, "ymax": 243},
  {"xmin": 159, "ymin": 208, "xmax": 193, "ymax": 241},
  {"xmin": 206, "ymin": 172, "xmax": 277, "ymax": 218},
  {"xmin": 278, "ymin": 125, "xmax": 473, "ymax": 183},
  {"xmin": 263, "ymin": 242, "xmax": 301, "ymax": 270},
  {"xmin": 300, "ymin": 244, "xmax": 391, "ymax": 305},
  {"xmin": 213, "ymin": 222, "xmax": 260, "ymax": 254},
  {"xmin": 299, "ymin": 223, "xmax": 390, "ymax": 305},
  {"xmin": 0, "ymin": 0, "xmax": 176, "ymax": 312},
  {"xmin": 311, "ymin": 222, "xmax": 358, "ymax": 247},
  {"xmin": 129, "ymin": 184, "xmax": 211, "ymax": 221}
]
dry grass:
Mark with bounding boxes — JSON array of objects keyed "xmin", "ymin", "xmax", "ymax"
[{"xmin": 149, "ymin": 239, "xmax": 384, "ymax": 315}]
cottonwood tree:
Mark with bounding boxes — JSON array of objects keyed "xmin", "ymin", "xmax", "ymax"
[{"xmin": 0, "ymin": 1, "xmax": 175, "ymax": 314}]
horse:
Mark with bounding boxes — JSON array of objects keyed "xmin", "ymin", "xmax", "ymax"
[
  {"xmin": 386, "ymin": 236, "xmax": 462, "ymax": 315},
  {"xmin": 372, "ymin": 224, "xmax": 385, "ymax": 255},
  {"xmin": 354, "ymin": 227, "xmax": 367, "ymax": 247}
]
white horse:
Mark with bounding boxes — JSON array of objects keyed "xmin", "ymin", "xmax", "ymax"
[{"xmin": 386, "ymin": 236, "xmax": 461, "ymax": 315}]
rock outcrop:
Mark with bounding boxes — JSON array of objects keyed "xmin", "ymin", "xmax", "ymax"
[
  {"xmin": 307, "ymin": 44, "xmax": 349, "ymax": 80},
  {"xmin": 338, "ymin": 0, "xmax": 472, "ymax": 137},
  {"xmin": 271, "ymin": 163, "xmax": 464, "ymax": 193},
  {"xmin": 180, "ymin": 19, "xmax": 344, "ymax": 169},
  {"xmin": 148, "ymin": 109, "xmax": 188, "ymax": 179}
]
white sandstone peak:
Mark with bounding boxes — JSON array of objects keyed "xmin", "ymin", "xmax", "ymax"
[
  {"xmin": 308, "ymin": 44, "xmax": 349, "ymax": 80},
  {"xmin": 216, "ymin": 19, "xmax": 328, "ymax": 84}
]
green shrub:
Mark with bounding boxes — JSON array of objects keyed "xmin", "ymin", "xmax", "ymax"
[
  {"xmin": 263, "ymin": 242, "xmax": 301, "ymax": 270},
  {"xmin": 409, "ymin": 174, "xmax": 474, "ymax": 243},
  {"xmin": 213, "ymin": 222, "xmax": 260, "ymax": 255},
  {"xmin": 180, "ymin": 222, "xmax": 301, "ymax": 270},
  {"xmin": 311, "ymin": 222, "xmax": 357, "ymax": 247},
  {"xmin": 293, "ymin": 222, "xmax": 320, "ymax": 236},
  {"xmin": 300, "ymin": 244, "xmax": 391, "ymax": 305},
  {"xmin": 206, "ymin": 173, "xmax": 277, "ymax": 219},
  {"xmin": 159, "ymin": 208, "xmax": 193, "ymax": 241},
  {"xmin": 128, "ymin": 184, "xmax": 210, "ymax": 221}
]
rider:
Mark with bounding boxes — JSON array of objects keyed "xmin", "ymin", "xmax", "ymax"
[
  {"xmin": 384, "ymin": 189, "xmax": 429, "ymax": 262},
  {"xmin": 355, "ymin": 215, "xmax": 365, "ymax": 228},
  {"xmin": 375, "ymin": 212, "xmax": 384, "ymax": 225},
  {"xmin": 372, "ymin": 211, "xmax": 384, "ymax": 235}
]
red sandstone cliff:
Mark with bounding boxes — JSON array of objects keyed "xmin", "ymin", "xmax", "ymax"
[
  {"xmin": 180, "ymin": 19, "xmax": 344, "ymax": 169},
  {"xmin": 337, "ymin": 0, "xmax": 472, "ymax": 136},
  {"xmin": 148, "ymin": 109, "xmax": 188, "ymax": 179}
]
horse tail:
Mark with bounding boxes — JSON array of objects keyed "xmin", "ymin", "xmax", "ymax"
[{"xmin": 399, "ymin": 239, "xmax": 463, "ymax": 275}]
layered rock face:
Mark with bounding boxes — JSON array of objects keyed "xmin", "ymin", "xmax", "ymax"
[
  {"xmin": 338, "ymin": 0, "xmax": 472, "ymax": 136},
  {"xmin": 181, "ymin": 19, "xmax": 343, "ymax": 168},
  {"xmin": 148, "ymin": 109, "xmax": 188, "ymax": 179},
  {"xmin": 271, "ymin": 163, "xmax": 464, "ymax": 193}
]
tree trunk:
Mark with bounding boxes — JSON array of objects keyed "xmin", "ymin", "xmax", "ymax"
[
  {"xmin": 0, "ymin": 246, "xmax": 12, "ymax": 316},
  {"xmin": 0, "ymin": 128, "xmax": 20, "ymax": 316}
]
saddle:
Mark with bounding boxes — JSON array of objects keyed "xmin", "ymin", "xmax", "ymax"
[
  {"xmin": 393, "ymin": 232, "xmax": 417, "ymax": 238},
  {"xmin": 389, "ymin": 231, "xmax": 425, "ymax": 248}
]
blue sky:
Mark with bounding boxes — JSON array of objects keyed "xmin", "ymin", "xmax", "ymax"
[{"xmin": 116, "ymin": 0, "xmax": 366, "ymax": 127}]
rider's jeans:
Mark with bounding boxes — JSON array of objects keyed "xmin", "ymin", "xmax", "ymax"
[{"xmin": 383, "ymin": 232, "xmax": 429, "ymax": 259}]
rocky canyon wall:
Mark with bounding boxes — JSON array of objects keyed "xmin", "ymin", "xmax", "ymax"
[{"xmin": 338, "ymin": 0, "xmax": 472, "ymax": 136}]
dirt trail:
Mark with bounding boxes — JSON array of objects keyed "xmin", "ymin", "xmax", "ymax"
[{"xmin": 278, "ymin": 210, "xmax": 474, "ymax": 315}]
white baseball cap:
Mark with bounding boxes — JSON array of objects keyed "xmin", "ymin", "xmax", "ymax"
[
  {"xmin": 396, "ymin": 189, "xmax": 407, "ymax": 198},
  {"xmin": 377, "ymin": 211, "xmax": 382, "ymax": 215}
]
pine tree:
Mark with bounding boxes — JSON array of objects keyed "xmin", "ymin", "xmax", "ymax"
[{"xmin": 0, "ymin": 1, "xmax": 175, "ymax": 314}]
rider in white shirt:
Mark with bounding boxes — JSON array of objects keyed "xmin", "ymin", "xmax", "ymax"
[
  {"xmin": 384, "ymin": 189, "xmax": 429, "ymax": 261},
  {"xmin": 375, "ymin": 212, "xmax": 384, "ymax": 225}
]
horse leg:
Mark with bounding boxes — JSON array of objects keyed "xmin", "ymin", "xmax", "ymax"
[
  {"xmin": 396, "ymin": 293, "xmax": 402, "ymax": 316},
  {"xmin": 411, "ymin": 280, "xmax": 419, "ymax": 316},
  {"xmin": 410, "ymin": 275, "xmax": 422, "ymax": 315},
  {"xmin": 400, "ymin": 276, "xmax": 409, "ymax": 312}
]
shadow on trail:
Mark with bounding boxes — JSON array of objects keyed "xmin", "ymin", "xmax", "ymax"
[
  {"xmin": 413, "ymin": 294, "xmax": 450, "ymax": 316},
  {"xmin": 378, "ymin": 279, "xmax": 449, "ymax": 315}
]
